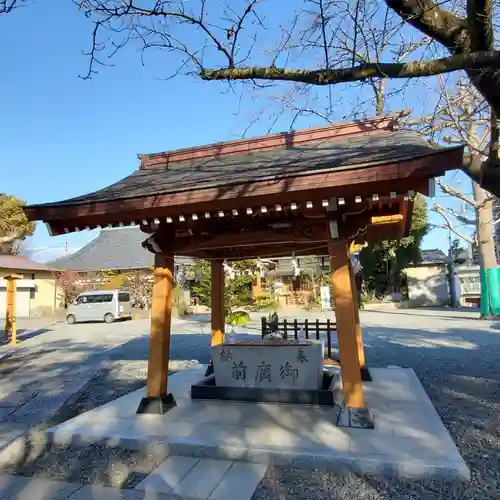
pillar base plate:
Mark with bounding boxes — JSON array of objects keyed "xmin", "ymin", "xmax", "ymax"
[
  {"xmin": 337, "ymin": 407, "xmax": 374, "ymax": 429},
  {"xmin": 360, "ymin": 366, "xmax": 372, "ymax": 382},
  {"xmin": 205, "ymin": 363, "xmax": 214, "ymax": 377},
  {"xmin": 136, "ymin": 393, "xmax": 177, "ymax": 414},
  {"xmin": 325, "ymin": 359, "xmax": 372, "ymax": 382}
]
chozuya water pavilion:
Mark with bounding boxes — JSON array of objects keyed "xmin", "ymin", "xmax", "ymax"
[{"xmin": 24, "ymin": 115, "xmax": 463, "ymax": 423}]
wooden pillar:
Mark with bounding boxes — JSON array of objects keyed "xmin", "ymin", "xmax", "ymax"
[
  {"xmin": 329, "ymin": 242, "xmax": 365, "ymax": 409},
  {"xmin": 211, "ymin": 260, "xmax": 225, "ymax": 346},
  {"xmin": 4, "ymin": 275, "xmax": 22, "ymax": 345},
  {"xmin": 252, "ymin": 273, "xmax": 262, "ymax": 302},
  {"xmin": 349, "ymin": 262, "xmax": 365, "ymax": 367},
  {"xmin": 138, "ymin": 252, "xmax": 176, "ymax": 414}
]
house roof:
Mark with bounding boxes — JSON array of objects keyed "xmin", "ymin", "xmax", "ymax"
[
  {"xmin": 30, "ymin": 130, "xmax": 458, "ymax": 209},
  {"xmin": 0, "ymin": 255, "xmax": 58, "ymax": 273},
  {"xmin": 51, "ymin": 227, "xmax": 195, "ymax": 272},
  {"xmin": 420, "ymin": 249, "xmax": 449, "ymax": 264}
]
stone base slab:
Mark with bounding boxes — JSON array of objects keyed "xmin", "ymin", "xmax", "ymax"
[
  {"xmin": 191, "ymin": 372, "xmax": 336, "ymax": 406},
  {"xmin": 41, "ymin": 365, "xmax": 470, "ymax": 481}
]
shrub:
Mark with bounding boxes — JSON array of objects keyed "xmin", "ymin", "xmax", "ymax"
[
  {"xmin": 176, "ymin": 300, "xmax": 189, "ymax": 316},
  {"xmin": 253, "ymin": 294, "xmax": 279, "ymax": 311},
  {"xmin": 226, "ymin": 310, "xmax": 250, "ymax": 326}
]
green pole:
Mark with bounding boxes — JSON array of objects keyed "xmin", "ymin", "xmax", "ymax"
[{"xmin": 480, "ymin": 267, "xmax": 500, "ymax": 318}]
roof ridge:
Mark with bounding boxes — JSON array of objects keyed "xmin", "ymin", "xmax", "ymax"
[
  {"xmin": 138, "ymin": 114, "xmax": 403, "ymax": 170},
  {"xmin": 51, "ymin": 231, "xmax": 103, "ymax": 266}
]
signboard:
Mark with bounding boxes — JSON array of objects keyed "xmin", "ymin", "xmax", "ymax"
[
  {"xmin": 320, "ymin": 285, "xmax": 331, "ymax": 310},
  {"xmin": 212, "ymin": 342, "xmax": 324, "ymax": 390}
]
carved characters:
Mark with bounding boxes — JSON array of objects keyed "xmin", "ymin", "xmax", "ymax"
[
  {"xmin": 220, "ymin": 349, "xmax": 233, "ymax": 362},
  {"xmin": 255, "ymin": 361, "xmax": 272, "ymax": 382},
  {"xmin": 296, "ymin": 348, "xmax": 308, "ymax": 364},
  {"xmin": 231, "ymin": 361, "xmax": 247, "ymax": 380},
  {"xmin": 280, "ymin": 362, "xmax": 299, "ymax": 383}
]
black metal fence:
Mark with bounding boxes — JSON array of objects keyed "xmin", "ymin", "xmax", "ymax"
[{"xmin": 261, "ymin": 317, "xmax": 336, "ymax": 359}]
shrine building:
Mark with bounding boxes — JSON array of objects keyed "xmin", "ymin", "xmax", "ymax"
[{"xmin": 24, "ymin": 115, "xmax": 463, "ymax": 415}]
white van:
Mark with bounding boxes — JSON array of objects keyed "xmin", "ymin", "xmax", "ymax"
[{"xmin": 66, "ymin": 289, "xmax": 133, "ymax": 324}]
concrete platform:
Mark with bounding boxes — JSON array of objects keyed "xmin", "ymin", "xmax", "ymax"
[{"xmin": 46, "ymin": 365, "xmax": 470, "ymax": 481}]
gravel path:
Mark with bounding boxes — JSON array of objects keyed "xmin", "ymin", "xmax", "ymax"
[
  {"xmin": 2, "ymin": 359, "xmax": 202, "ymax": 489},
  {"xmin": 49, "ymin": 360, "xmax": 149, "ymax": 426},
  {"xmin": 2, "ymin": 310, "xmax": 500, "ymax": 498},
  {"xmin": 254, "ymin": 312, "xmax": 500, "ymax": 499}
]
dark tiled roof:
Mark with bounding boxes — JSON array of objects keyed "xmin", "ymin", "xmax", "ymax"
[
  {"xmin": 51, "ymin": 227, "xmax": 194, "ymax": 271},
  {"xmin": 421, "ymin": 249, "xmax": 449, "ymax": 264},
  {"xmin": 0, "ymin": 255, "xmax": 59, "ymax": 272},
  {"xmin": 31, "ymin": 131, "xmax": 458, "ymax": 208}
]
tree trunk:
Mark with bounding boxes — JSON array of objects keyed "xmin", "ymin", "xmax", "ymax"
[
  {"xmin": 375, "ymin": 79, "xmax": 386, "ymax": 117},
  {"xmin": 473, "ymin": 181, "xmax": 497, "ymax": 269},
  {"xmin": 473, "ymin": 181, "xmax": 499, "ymax": 318}
]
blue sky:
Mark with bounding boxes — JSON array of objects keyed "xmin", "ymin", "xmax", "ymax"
[{"xmin": 1, "ymin": 1, "xmax": 472, "ymax": 261}]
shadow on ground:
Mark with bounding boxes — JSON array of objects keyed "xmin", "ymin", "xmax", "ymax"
[{"xmin": 0, "ymin": 321, "xmax": 498, "ymax": 498}]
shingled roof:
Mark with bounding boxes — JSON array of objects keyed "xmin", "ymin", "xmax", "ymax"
[
  {"xmin": 0, "ymin": 255, "xmax": 59, "ymax": 273},
  {"xmin": 24, "ymin": 116, "xmax": 464, "ymax": 238},
  {"xmin": 420, "ymin": 249, "xmax": 449, "ymax": 264},
  {"xmin": 30, "ymin": 130, "xmax": 458, "ymax": 208},
  {"xmin": 51, "ymin": 227, "xmax": 194, "ymax": 272}
]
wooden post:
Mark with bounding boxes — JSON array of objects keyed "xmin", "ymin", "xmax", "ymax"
[
  {"xmin": 252, "ymin": 272, "xmax": 262, "ymax": 302},
  {"xmin": 211, "ymin": 260, "xmax": 225, "ymax": 347},
  {"xmin": 329, "ymin": 242, "xmax": 365, "ymax": 409},
  {"xmin": 137, "ymin": 252, "xmax": 176, "ymax": 414},
  {"xmin": 349, "ymin": 262, "xmax": 366, "ymax": 367},
  {"xmin": 4, "ymin": 274, "xmax": 22, "ymax": 345},
  {"xmin": 8, "ymin": 280, "xmax": 16, "ymax": 345}
]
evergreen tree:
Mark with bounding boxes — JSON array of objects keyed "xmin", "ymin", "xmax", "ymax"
[{"xmin": 0, "ymin": 194, "xmax": 35, "ymax": 254}]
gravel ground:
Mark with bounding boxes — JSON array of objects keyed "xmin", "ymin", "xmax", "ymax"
[
  {"xmin": 3, "ymin": 439, "xmax": 170, "ymax": 489},
  {"xmin": 2, "ymin": 359, "xmax": 203, "ymax": 489},
  {"xmin": 3, "ymin": 311, "xmax": 500, "ymax": 499},
  {"xmin": 49, "ymin": 360, "xmax": 149, "ymax": 427},
  {"xmin": 253, "ymin": 320, "xmax": 500, "ymax": 499}
]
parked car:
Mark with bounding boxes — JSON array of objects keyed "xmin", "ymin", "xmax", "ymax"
[{"xmin": 66, "ymin": 289, "xmax": 133, "ymax": 324}]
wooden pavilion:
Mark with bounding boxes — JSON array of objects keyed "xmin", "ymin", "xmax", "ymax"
[{"xmin": 24, "ymin": 115, "xmax": 463, "ymax": 416}]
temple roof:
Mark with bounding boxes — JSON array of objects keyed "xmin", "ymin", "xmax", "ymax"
[
  {"xmin": 421, "ymin": 249, "xmax": 449, "ymax": 264},
  {"xmin": 51, "ymin": 227, "xmax": 194, "ymax": 272},
  {"xmin": 30, "ymin": 130, "xmax": 455, "ymax": 209},
  {"xmin": 24, "ymin": 116, "xmax": 464, "ymax": 240}
]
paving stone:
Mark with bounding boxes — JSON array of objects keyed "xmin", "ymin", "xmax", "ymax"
[
  {"xmin": 0, "ymin": 475, "xmax": 82, "ymax": 499},
  {"xmin": 64, "ymin": 483, "xmax": 178, "ymax": 499},
  {"xmin": 174, "ymin": 458, "xmax": 233, "ymax": 498},
  {"xmin": 0, "ymin": 407, "xmax": 17, "ymax": 419},
  {"xmin": 135, "ymin": 456, "xmax": 199, "ymax": 494},
  {"xmin": 208, "ymin": 462, "xmax": 267, "ymax": 500},
  {"xmin": 0, "ymin": 422, "xmax": 28, "ymax": 444},
  {"xmin": 0, "ymin": 391, "xmax": 39, "ymax": 407}
]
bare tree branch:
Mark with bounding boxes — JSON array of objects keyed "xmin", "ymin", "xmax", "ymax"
[
  {"xmin": 431, "ymin": 204, "xmax": 476, "ymax": 245},
  {"xmin": 200, "ymin": 51, "xmax": 500, "ymax": 85},
  {"xmin": 435, "ymin": 203, "xmax": 476, "ymax": 226},
  {"xmin": 0, "ymin": 0, "xmax": 27, "ymax": 14},
  {"xmin": 436, "ymin": 179, "xmax": 478, "ymax": 208},
  {"xmin": 72, "ymin": 0, "xmax": 500, "ymax": 197}
]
